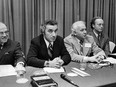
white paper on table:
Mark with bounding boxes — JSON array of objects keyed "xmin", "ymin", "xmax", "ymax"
[
  {"xmin": 109, "ymin": 53, "xmax": 116, "ymax": 55},
  {"xmin": 43, "ymin": 67, "xmax": 65, "ymax": 73},
  {"xmin": 0, "ymin": 65, "xmax": 17, "ymax": 77},
  {"xmin": 71, "ymin": 67, "xmax": 90, "ymax": 77},
  {"xmin": 103, "ymin": 57, "xmax": 116, "ymax": 64}
]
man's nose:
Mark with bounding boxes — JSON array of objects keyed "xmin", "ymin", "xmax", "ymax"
[
  {"xmin": 52, "ymin": 32, "xmax": 56, "ymax": 36},
  {"xmin": 84, "ymin": 30, "xmax": 87, "ymax": 34},
  {"xmin": 101, "ymin": 25, "xmax": 103, "ymax": 28}
]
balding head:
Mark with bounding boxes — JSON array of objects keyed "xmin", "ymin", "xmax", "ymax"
[
  {"xmin": 72, "ymin": 21, "xmax": 85, "ymax": 31},
  {"xmin": 0, "ymin": 22, "xmax": 7, "ymax": 30},
  {"xmin": 0, "ymin": 22, "xmax": 9, "ymax": 44},
  {"xmin": 71, "ymin": 21, "xmax": 87, "ymax": 39}
]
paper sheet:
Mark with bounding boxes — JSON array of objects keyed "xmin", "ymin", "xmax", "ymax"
[
  {"xmin": 71, "ymin": 67, "xmax": 90, "ymax": 77},
  {"xmin": 0, "ymin": 65, "xmax": 17, "ymax": 77},
  {"xmin": 103, "ymin": 57, "xmax": 116, "ymax": 64},
  {"xmin": 109, "ymin": 53, "xmax": 116, "ymax": 55},
  {"xmin": 43, "ymin": 67, "xmax": 65, "ymax": 73}
]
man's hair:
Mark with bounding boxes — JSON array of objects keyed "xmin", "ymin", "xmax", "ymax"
[
  {"xmin": 71, "ymin": 21, "xmax": 85, "ymax": 31},
  {"xmin": 44, "ymin": 19, "xmax": 58, "ymax": 26},
  {"xmin": 90, "ymin": 16, "xmax": 102, "ymax": 29},
  {"xmin": 71, "ymin": 21, "xmax": 86, "ymax": 36},
  {"xmin": 40, "ymin": 19, "xmax": 58, "ymax": 33}
]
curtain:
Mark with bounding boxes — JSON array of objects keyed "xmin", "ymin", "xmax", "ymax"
[{"xmin": 0, "ymin": 0, "xmax": 116, "ymax": 55}]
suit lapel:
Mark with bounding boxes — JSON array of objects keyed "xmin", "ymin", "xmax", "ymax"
[
  {"xmin": 71, "ymin": 35, "xmax": 91, "ymax": 56},
  {"xmin": 40, "ymin": 35, "xmax": 53, "ymax": 60},
  {"xmin": 52, "ymin": 37, "xmax": 60, "ymax": 59},
  {"xmin": 82, "ymin": 40, "xmax": 91, "ymax": 56},
  {"xmin": 83, "ymin": 35, "xmax": 96, "ymax": 56},
  {"xmin": 72, "ymin": 36, "xmax": 81, "ymax": 55},
  {"xmin": 91, "ymin": 32, "xmax": 100, "ymax": 46},
  {"xmin": 99, "ymin": 34, "xmax": 105, "ymax": 47}
]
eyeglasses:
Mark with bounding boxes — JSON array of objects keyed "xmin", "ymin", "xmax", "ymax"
[{"xmin": 0, "ymin": 30, "xmax": 9, "ymax": 35}]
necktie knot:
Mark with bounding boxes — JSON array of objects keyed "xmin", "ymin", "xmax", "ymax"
[
  {"xmin": 80, "ymin": 40, "xmax": 83, "ymax": 45},
  {"xmin": 48, "ymin": 43, "xmax": 53, "ymax": 50},
  {"xmin": 0, "ymin": 44, "xmax": 3, "ymax": 50}
]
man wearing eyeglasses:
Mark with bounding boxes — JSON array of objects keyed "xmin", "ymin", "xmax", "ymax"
[{"xmin": 0, "ymin": 22, "xmax": 26, "ymax": 74}]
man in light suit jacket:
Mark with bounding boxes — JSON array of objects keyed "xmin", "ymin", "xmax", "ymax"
[
  {"xmin": 27, "ymin": 20, "xmax": 71, "ymax": 68},
  {"xmin": 64, "ymin": 21, "xmax": 106, "ymax": 63},
  {"xmin": 0, "ymin": 22, "xmax": 26, "ymax": 74},
  {"xmin": 88, "ymin": 17, "xmax": 110, "ymax": 56}
]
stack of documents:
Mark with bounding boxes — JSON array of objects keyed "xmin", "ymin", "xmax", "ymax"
[
  {"xmin": 43, "ymin": 67, "xmax": 65, "ymax": 73},
  {"xmin": 71, "ymin": 67, "xmax": 90, "ymax": 77},
  {"xmin": 0, "ymin": 65, "xmax": 17, "ymax": 77}
]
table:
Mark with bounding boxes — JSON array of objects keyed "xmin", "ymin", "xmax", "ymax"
[{"xmin": 0, "ymin": 62, "xmax": 116, "ymax": 87}]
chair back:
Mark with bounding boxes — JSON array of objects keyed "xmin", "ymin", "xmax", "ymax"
[{"xmin": 109, "ymin": 41, "xmax": 116, "ymax": 53}]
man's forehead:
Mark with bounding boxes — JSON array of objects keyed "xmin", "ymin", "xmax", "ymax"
[
  {"xmin": 73, "ymin": 21, "xmax": 85, "ymax": 28},
  {"xmin": 95, "ymin": 19, "xmax": 104, "ymax": 23},
  {"xmin": 74, "ymin": 24, "xmax": 86, "ymax": 31},
  {"xmin": 46, "ymin": 25, "xmax": 58, "ymax": 30},
  {"xmin": 0, "ymin": 28, "xmax": 8, "ymax": 32},
  {"xmin": 46, "ymin": 24, "xmax": 57, "ymax": 27}
]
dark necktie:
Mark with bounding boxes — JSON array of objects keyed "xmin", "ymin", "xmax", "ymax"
[
  {"xmin": 98, "ymin": 34, "xmax": 101, "ymax": 42},
  {"xmin": 80, "ymin": 40, "xmax": 83, "ymax": 55},
  {"xmin": 0, "ymin": 44, "xmax": 3, "ymax": 50},
  {"xmin": 48, "ymin": 43, "xmax": 53, "ymax": 57}
]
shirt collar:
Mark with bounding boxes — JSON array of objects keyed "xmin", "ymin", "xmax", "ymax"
[
  {"xmin": 44, "ymin": 37, "xmax": 53, "ymax": 48},
  {"xmin": 93, "ymin": 30, "xmax": 98, "ymax": 37}
]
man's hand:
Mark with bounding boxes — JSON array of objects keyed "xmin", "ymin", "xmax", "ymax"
[
  {"xmin": 54, "ymin": 57, "xmax": 64, "ymax": 65},
  {"xmin": 49, "ymin": 57, "xmax": 64, "ymax": 68},
  {"xmin": 15, "ymin": 63, "xmax": 26, "ymax": 76},
  {"xmin": 88, "ymin": 56, "xmax": 98, "ymax": 63},
  {"xmin": 88, "ymin": 55, "xmax": 105, "ymax": 63},
  {"xmin": 96, "ymin": 55, "xmax": 105, "ymax": 63}
]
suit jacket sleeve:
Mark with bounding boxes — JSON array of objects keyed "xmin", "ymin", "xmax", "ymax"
[
  {"xmin": 27, "ymin": 39, "xmax": 46, "ymax": 68},
  {"xmin": 103, "ymin": 37, "xmax": 110, "ymax": 56},
  {"xmin": 14, "ymin": 42, "xmax": 26, "ymax": 66},
  {"xmin": 60, "ymin": 38, "xmax": 71, "ymax": 65}
]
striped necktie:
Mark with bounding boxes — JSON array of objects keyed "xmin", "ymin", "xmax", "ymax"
[{"xmin": 48, "ymin": 43, "xmax": 53, "ymax": 57}]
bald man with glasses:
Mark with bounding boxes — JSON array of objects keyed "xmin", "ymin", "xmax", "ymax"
[{"xmin": 0, "ymin": 22, "xmax": 26, "ymax": 74}]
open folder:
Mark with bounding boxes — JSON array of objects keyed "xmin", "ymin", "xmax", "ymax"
[{"xmin": 0, "ymin": 65, "xmax": 17, "ymax": 77}]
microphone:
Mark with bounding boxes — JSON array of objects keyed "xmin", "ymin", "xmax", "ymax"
[{"xmin": 60, "ymin": 74, "xmax": 79, "ymax": 87}]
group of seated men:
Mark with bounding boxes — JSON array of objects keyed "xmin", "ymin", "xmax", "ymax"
[{"xmin": 0, "ymin": 17, "xmax": 115, "ymax": 74}]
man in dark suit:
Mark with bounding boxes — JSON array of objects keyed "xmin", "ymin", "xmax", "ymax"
[
  {"xmin": 0, "ymin": 22, "xmax": 26, "ymax": 74},
  {"xmin": 88, "ymin": 17, "xmax": 110, "ymax": 56},
  {"xmin": 27, "ymin": 19, "xmax": 71, "ymax": 68}
]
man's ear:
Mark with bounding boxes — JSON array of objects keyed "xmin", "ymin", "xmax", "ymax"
[
  {"xmin": 40, "ymin": 24, "xmax": 45, "ymax": 33},
  {"xmin": 92, "ymin": 24, "xmax": 95, "ymax": 28}
]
